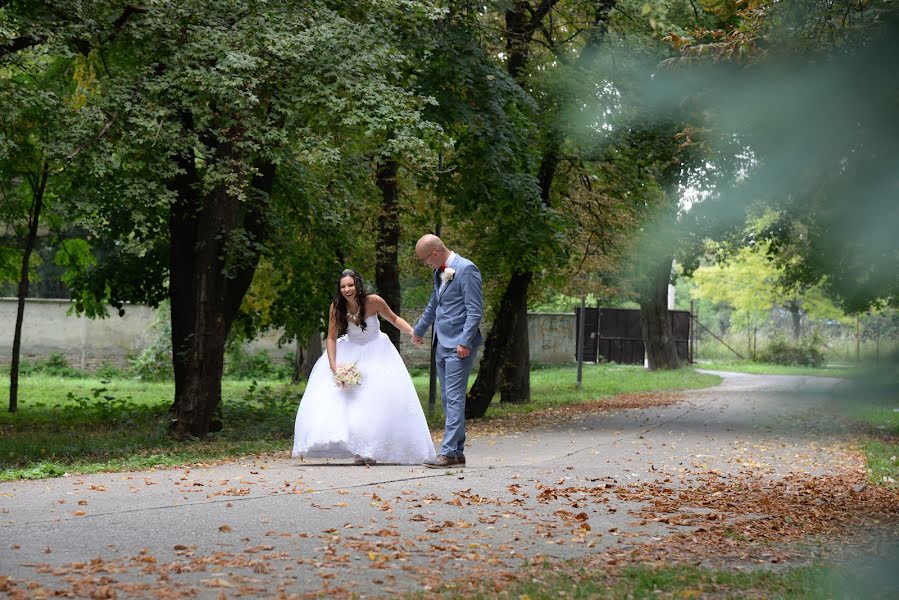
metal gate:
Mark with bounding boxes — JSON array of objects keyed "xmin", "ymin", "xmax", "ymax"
[{"xmin": 575, "ymin": 307, "xmax": 692, "ymax": 365}]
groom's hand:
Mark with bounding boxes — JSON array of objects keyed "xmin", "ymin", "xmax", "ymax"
[
  {"xmin": 412, "ymin": 333, "xmax": 424, "ymax": 345},
  {"xmin": 456, "ymin": 345, "xmax": 470, "ymax": 359}
]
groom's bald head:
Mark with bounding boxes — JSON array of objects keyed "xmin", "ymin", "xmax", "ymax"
[
  {"xmin": 416, "ymin": 234, "xmax": 448, "ymax": 269},
  {"xmin": 415, "ymin": 234, "xmax": 444, "ymax": 255}
]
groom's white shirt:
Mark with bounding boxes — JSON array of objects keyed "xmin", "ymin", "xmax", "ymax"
[{"xmin": 438, "ymin": 251, "xmax": 456, "ymax": 295}]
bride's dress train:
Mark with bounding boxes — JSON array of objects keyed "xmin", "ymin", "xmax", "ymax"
[{"xmin": 292, "ymin": 314, "xmax": 436, "ymax": 464}]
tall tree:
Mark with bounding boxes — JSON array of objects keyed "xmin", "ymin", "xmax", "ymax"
[
  {"xmin": 51, "ymin": 1, "xmax": 440, "ymax": 437},
  {"xmin": 466, "ymin": 1, "xmax": 626, "ymax": 413},
  {"xmin": 1, "ymin": 27, "xmax": 108, "ymax": 410},
  {"xmin": 374, "ymin": 157, "xmax": 403, "ymax": 349},
  {"xmin": 664, "ymin": 0, "xmax": 899, "ymax": 311}
]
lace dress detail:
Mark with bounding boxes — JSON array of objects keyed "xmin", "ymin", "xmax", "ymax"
[{"xmin": 292, "ymin": 315, "xmax": 436, "ymax": 464}]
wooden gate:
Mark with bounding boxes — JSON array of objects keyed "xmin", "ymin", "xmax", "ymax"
[{"xmin": 575, "ymin": 307, "xmax": 692, "ymax": 365}]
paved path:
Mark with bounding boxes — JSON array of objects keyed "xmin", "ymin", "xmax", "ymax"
[{"xmin": 0, "ymin": 372, "xmax": 862, "ymax": 598}]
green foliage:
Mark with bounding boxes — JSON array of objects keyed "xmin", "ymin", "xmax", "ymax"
[
  {"xmin": 63, "ymin": 382, "xmax": 157, "ymax": 425},
  {"xmin": 18, "ymin": 353, "xmax": 82, "ymax": 378},
  {"xmin": 51, "ymin": 0, "xmax": 444, "ymax": 319},
  {"xmin": 530, "ymin": 293, "xmax": 638, "ymax": 313},
  {"xmin": 231, "ymin": 380, "xmax": 301, "ymax": 429},
  {"xmin": 0, "ymin": 246, "xmax": 23, "ymax": 283},
  {"xmin": 668, "ymin": 3, "xmax": 899, "ymax": 311},
  {"xmin": 54, "ymin": 238, "xmax": 109, "ymax": 316},
  {"xmin": 19, "ymin": 463, "xmax": 67, "ymax": 480},
  {"xmin": 129, "ymin": 302, "xmax": 173, "ymax": 382},
  {"xmin": 756, "ymin": 334, "xmax": 825, "ymax": 367},
  {"xmin": 223, "ymin": 345, "xmax": 280, "ymax": 380},
  {"xmin": 690, "ymin": 243, "xmax": 846, "ymax": 335}
]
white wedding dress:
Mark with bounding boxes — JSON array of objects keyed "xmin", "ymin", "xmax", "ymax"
[{"xmin": 292, "ymin": 314, "xmax": 437, "ymax": 464}]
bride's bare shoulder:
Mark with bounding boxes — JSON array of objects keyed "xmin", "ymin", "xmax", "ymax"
[{"xmin": 365, "ymin": 294, "xmax": 385, "ymax": 317}]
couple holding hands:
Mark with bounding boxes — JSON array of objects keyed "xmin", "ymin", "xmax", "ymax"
[{"xmin": 292, "ymin": 234, "xmax": 483, "ymax": 468}]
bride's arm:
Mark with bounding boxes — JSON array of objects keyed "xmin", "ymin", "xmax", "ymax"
[
  {"xmin": 326, "ymin": 304, "xmax": 339, "ymax": 373},
  {"xmin": 372, "ymin": 295, "xmax": 414, "ymax": 335}
]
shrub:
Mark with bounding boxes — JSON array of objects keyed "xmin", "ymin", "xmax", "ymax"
[
  {"xmin": 20, "ymin": 353, "xmax": 83, "ymax": 378},
  {"xmin": 224, "ymin": 344, "xmax": 274, "ymax": 379},
  {"xmin": 129, "ymin": 302, "xmax": 173, "ymax": 381},
  {"xmin": 94, "ymin": 362, "xmax": 128, "ymax": 379},
  {"xmin": 758, "ymin": 335, "xmax": 825, "ymax": 367}
]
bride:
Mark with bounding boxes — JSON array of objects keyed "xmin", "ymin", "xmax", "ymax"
[{"xmin": 292, "ymin": 269, "xmax": 436, "ymax": 465}]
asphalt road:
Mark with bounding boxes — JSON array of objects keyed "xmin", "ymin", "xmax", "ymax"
[{"xmin": 1, "ymin": 371, "xmax": 863, "ymax": 598}]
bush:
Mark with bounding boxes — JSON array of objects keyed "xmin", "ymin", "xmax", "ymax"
[
  {"xmin": 224, "ymin": 344, "xmax": 274, "ymax": 379},
  {"xmin": 94, "ymin": 362, "xmax": 128, "ymax": 379},
  {"xmin": 19, "ymin": 353, "xmax": 83, "ymax": 378},
  {"xmin": 758, "ymin": 335, "xmax": 825, "ymax": 367},
  {"xmin": 129, "ymin": 302, "xmax": 173, "ymax": 381}
]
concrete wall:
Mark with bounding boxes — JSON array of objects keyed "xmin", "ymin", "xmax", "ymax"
[
  {"xmin": 528, "ymin": 313, "xmax": 576, "ymax": 365},
  {"xmin": 0, "ymin": 299, "xmax": 577, "ymax": 371},
  {"xmin": 0, "ymin": 298, "xmax": 156, "ymax": 370}
]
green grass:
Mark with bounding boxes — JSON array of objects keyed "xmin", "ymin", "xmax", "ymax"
[
  {"xmin": 826, "ymin": 367, "xmax": 899, "ymax": 487},
  {"xmin": 0, "ymin": 376, "xmax": 302, "ymax": 481},
  {"xmin": 0, "ymin": 365, "xmax": 718, "ymax": 481},
  {"xmin": 422, "ymin": 560, "xmax": 896, "ymax": 599},
  {"xmin": 846, "ymin": 383, "xmax": 899, "ymax": 486},
  {"xmin": 696, "ymin": 360, "xmax": 861, "ymax": 378},
  {"xmin": 448, "ymin": 364, "xmax": 719, "ymax": 424},
  {"xmin": 859, "ymin": 438, "xmax": 899, "ymax": 486}
]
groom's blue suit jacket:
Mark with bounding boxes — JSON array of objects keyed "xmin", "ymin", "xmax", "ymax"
[{"xmin": 413, "ymin": 254, "xmax": 484, "ymax": 350}]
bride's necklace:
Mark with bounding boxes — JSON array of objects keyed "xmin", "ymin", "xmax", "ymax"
[{"xmin": 346, "ymin": 304, "xmax": 362, "ymax": 323}]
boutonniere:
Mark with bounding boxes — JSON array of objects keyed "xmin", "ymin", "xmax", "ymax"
[{"xmin": 440, "ymin": 267, "xmax": 455, "ymax": 284}]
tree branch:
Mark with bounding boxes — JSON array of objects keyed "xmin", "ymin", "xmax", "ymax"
[
  {"xmin": 0, "ymin": 35, "xmax": 41, "ymax": 59},
  {"xmin": 63, "ymin": 112, "xmax": 118, "ymax": 163},
  {"xmin": 111, "ymin": 5, "xmax": 149, "ymax": 33},
  {"xmin": 0, "ymin": 5, "xmax": 147, "ymax": 60},
  {"xmin": 528, "ymin": 0, "xmax": 562, "ymax": 36},
  {"xmin": 689, "ymin": 0, "xmax": 700, "ymax": 22}
]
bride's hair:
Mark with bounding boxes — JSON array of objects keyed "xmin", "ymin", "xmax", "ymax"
[{"xmin": 333, "ymin": 269, "xmax": 368, "ymax": 336}]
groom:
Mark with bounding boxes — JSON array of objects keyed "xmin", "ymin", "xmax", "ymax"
[{"xmin": 412, "ymin": 234, "xmax": 483, "ymax": 468}]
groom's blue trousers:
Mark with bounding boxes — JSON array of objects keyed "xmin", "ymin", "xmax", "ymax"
[{"xmin": 434, "ymin": 343, "xmax": 479, "ymax": 458}]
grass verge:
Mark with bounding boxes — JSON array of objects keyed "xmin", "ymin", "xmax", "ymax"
[
  {"xmin": 833, "ymin": 367, "xmax": 899, "ymax": 487},
  {"xmin": 424, "ymin": 560, "xmax": 895, "ymax": 599},
  {"xmin": 0, "ymin": 364, "xmax": 719, "ymax": 481},
  {"xmin": 697, "ymin": 360, "xmax": 858, "ymax": 378},
  {"xmin": 437, "ymin": 562, "xmax": 892, "ymax": 600}
]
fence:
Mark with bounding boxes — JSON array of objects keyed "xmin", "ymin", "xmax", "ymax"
[
  {"xmin": 0, "ymin": 299, "xmax": 578, "ymax": 370},
  {"xmin": 574, "ymin": 306, "xmax": 692, "ymax": 365}
]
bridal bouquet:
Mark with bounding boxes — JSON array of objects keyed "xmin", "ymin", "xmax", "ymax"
[{"xmin": 334, "ymin": 362, "xmax": 362, "ymax": 388}]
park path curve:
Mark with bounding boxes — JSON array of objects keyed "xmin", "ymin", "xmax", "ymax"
[{"xmin": 0, "ymin": 371, "xmax": 867, "ymax": 598}]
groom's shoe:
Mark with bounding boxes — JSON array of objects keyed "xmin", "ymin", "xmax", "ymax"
[{"xmin": 423, "ymin": 455, "xmax": 465, "ymax": 469}]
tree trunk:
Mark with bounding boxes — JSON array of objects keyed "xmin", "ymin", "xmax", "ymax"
[
  {"xmin": 468, "ymin": 0, "xmax": 613, "ymax": 414},
  {"xmin": 498, "ymin": 290, "xmax": 530, "ymax": 403},
  {"xmin": 639, "ymin": 257, "xmax": 680, "ymax": 370},
  {"xmin": 292, "ymin": 338, "xmax": 303, "ymax": 384},
  {"xmin": 9, "ymin": 161, "xmax": 49, "ymax": 413},
  {"xmin": 375, "ymin": 158, "xmax": 401, "ymax": 351},
  {"xmin": 299, "ymin": 329, "xmax": 322, "ymax": 381},
  {"xmin": 167, "ymin": 145, "xmax": 274, "ymax": 438},
  {"xmin": 504, "ymin": 3, "xmax": 530, "ymax": 81},
  {"xmin": 466, "ymin": 271, "xmax": 532, "ymax": 417},
  {"xmin": 788, "ymin": 300, "xmax": 802, "ymax": 341}
]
